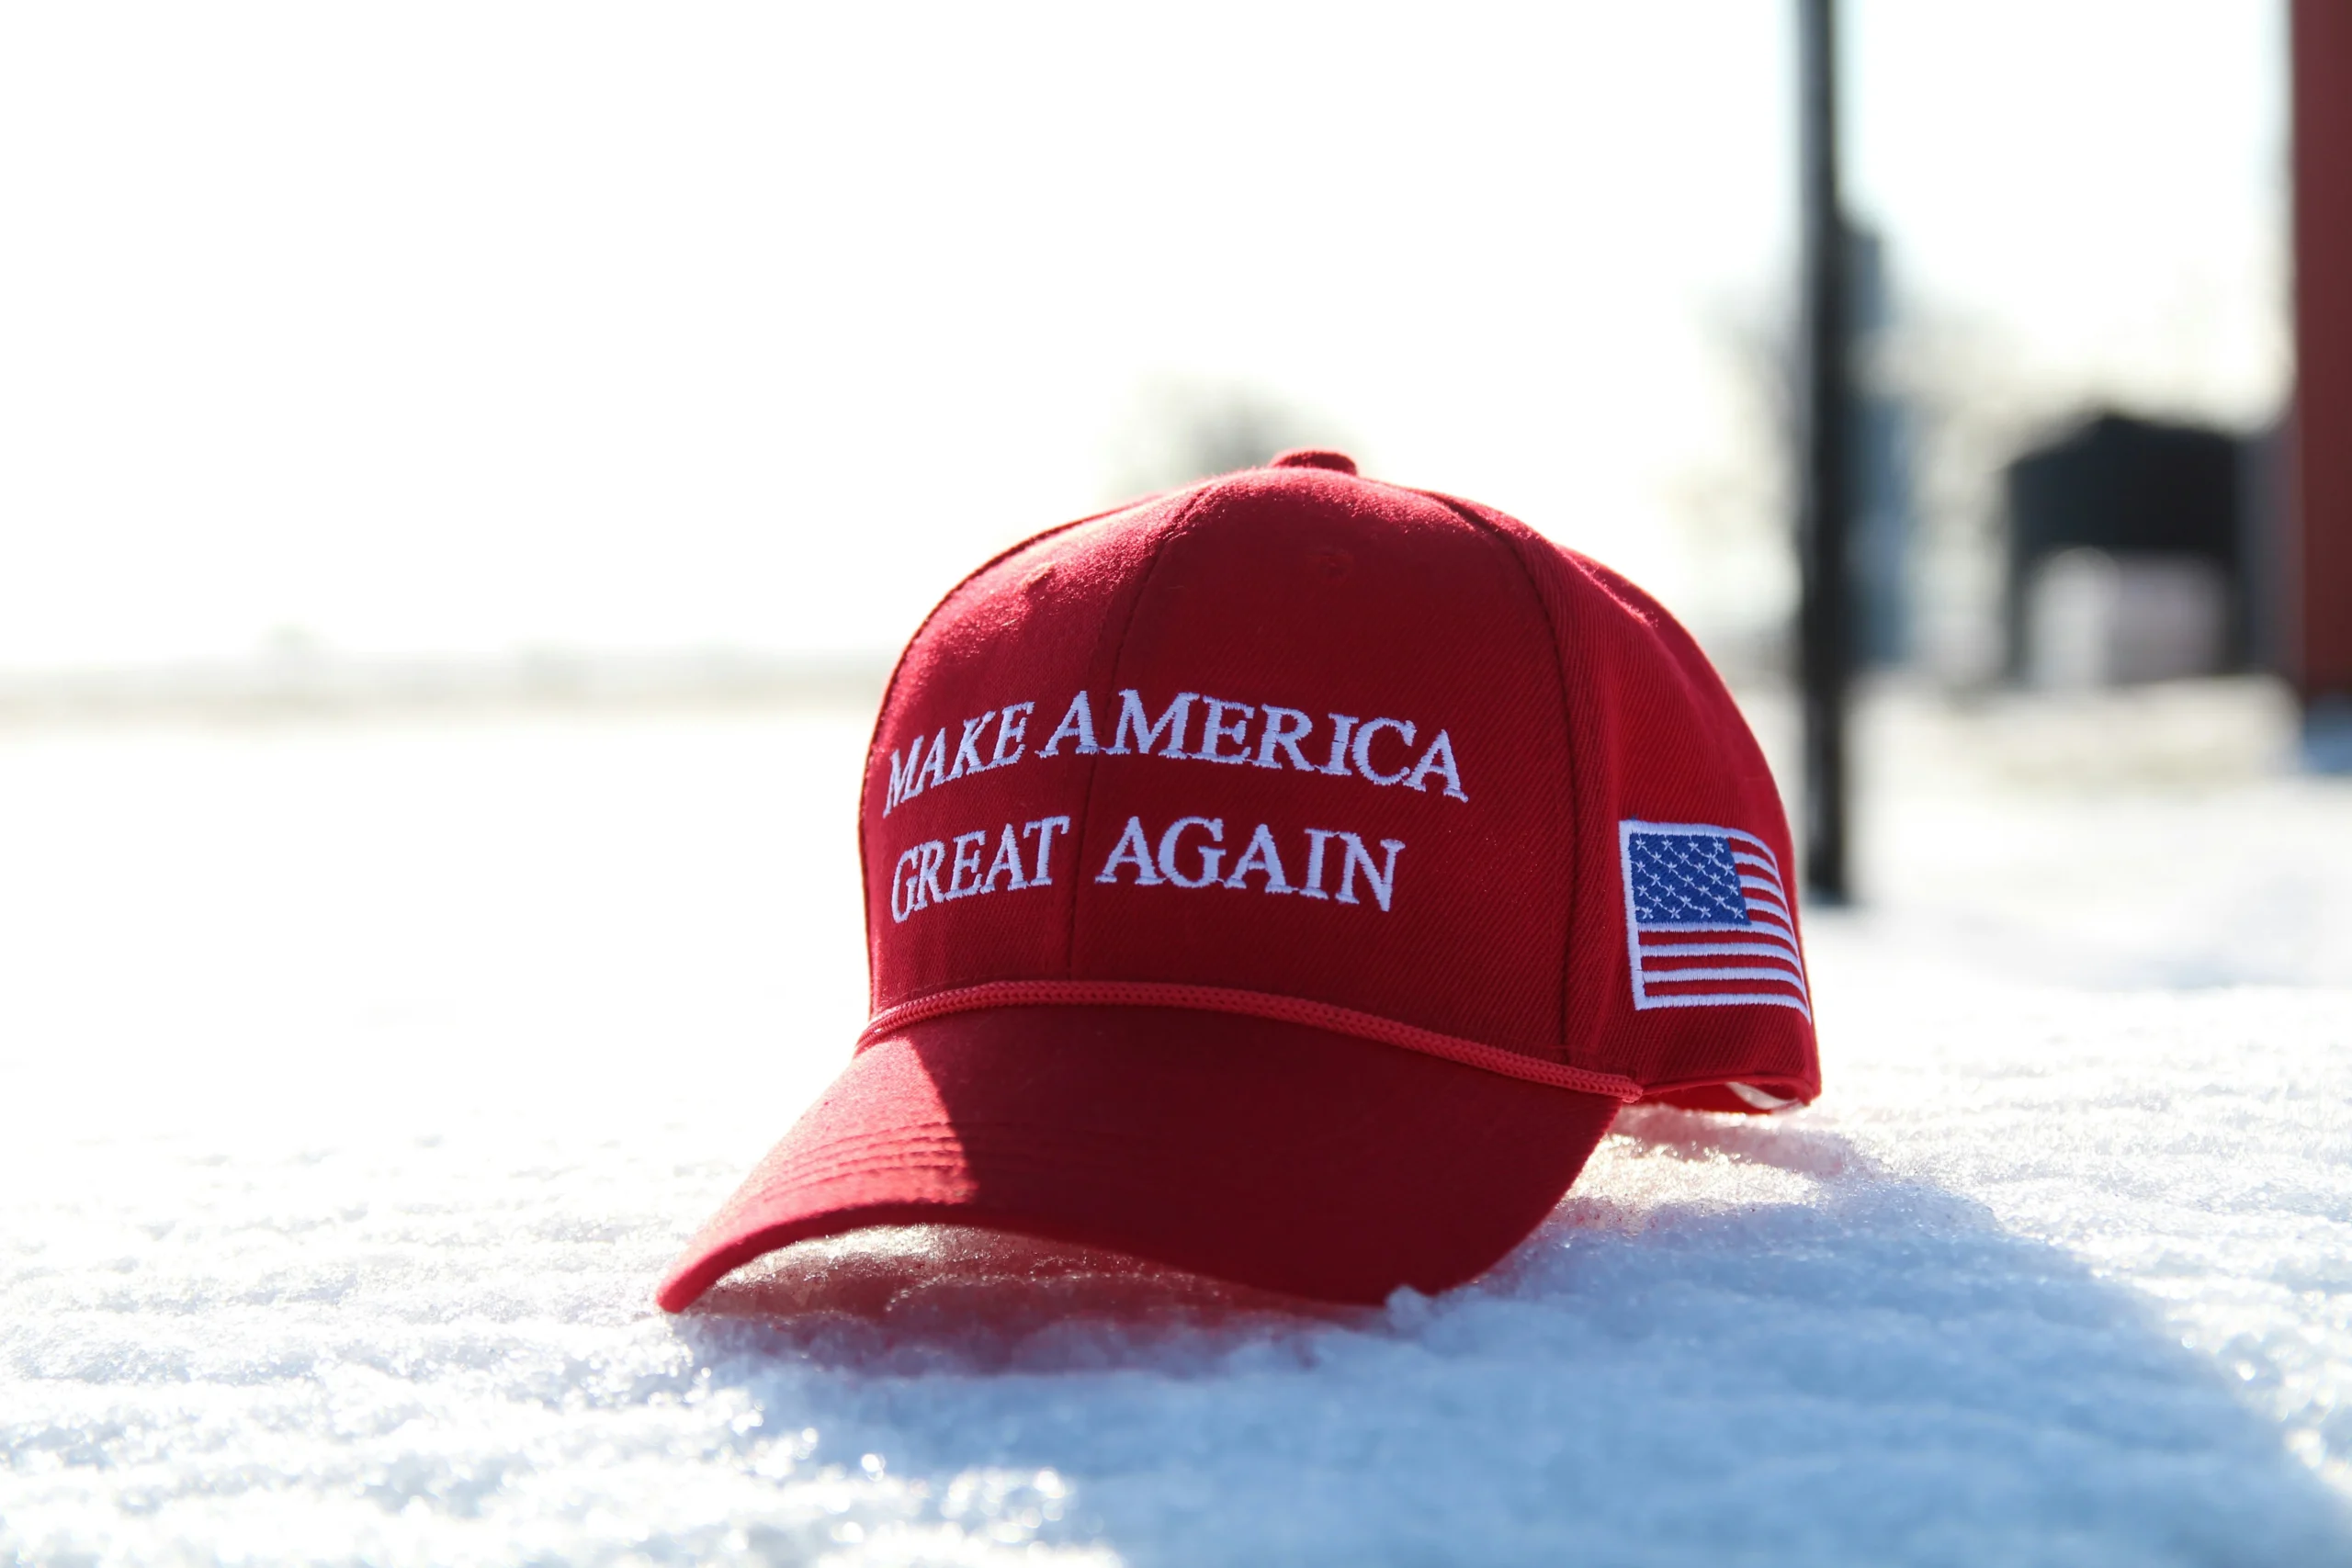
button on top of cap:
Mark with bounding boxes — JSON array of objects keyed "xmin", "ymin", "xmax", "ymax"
[{"xmin": 1267, "ymin": 448, "xmax": 1358, "ymax": 475}]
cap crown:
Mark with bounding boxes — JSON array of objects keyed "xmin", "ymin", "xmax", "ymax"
[{"xmin": 858, "ymin": 463, "xmax": 1816, "ymax": 1108}]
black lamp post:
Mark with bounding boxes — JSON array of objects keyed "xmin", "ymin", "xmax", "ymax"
[{"xmin": 1796, "ymin": 0, "xmax": 1854, "ymax": 902}]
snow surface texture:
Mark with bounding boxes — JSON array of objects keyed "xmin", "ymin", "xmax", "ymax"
[{"xmin": 6, "ymin": 682, "xmax": 2352, "ymax": 1566}]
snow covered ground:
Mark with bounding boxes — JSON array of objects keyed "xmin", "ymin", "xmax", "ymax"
[{"xmin": 6, "ymin": 680, "xmax": 2352, "ymax": 1566}]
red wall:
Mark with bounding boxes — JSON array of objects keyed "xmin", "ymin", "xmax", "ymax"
[{"xmin": 2295, "ymin": 0, "xmax": 2352, "ymax": 700}]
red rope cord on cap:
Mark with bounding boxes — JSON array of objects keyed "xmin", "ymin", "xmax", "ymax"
[{"xmin": 856, "ymin": 980, "xmax": 1646, "ymax": 1102}]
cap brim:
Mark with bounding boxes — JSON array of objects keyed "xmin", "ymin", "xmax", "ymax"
[{"xmin": 658, "ymin": 1004, "xmax": 1619, "ymax": 1311}]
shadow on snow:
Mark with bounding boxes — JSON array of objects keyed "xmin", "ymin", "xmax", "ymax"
[{"xmin": 668, "ymin": 1106, "xmax": 2352, "ymax": 1567}]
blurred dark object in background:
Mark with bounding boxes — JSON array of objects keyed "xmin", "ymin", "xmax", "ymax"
[
  {"xmin": 2002, "ymin": 412, "xmax": 2256, "ymax": 687},
  {"xmin": 1848, "ymin": 224, "xmax": 1915, "ymax": 672}
]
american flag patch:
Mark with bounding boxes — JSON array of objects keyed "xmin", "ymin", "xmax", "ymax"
[{"xmin": 1619, "ymin": 819, "xmax": 1810, "ymax": 1020}]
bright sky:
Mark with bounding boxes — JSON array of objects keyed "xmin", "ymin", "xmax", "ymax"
[{"xmin": 0, "ymin": 2, "xmax": 2287, "ymax": 668}]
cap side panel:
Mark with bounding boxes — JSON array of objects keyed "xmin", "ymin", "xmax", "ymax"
[
  {"xmin": 1428, "ymin": 498, "xmax": 1820, "ymax": 1105},
  {"xmin": 1555, "ymin": 552, "xmax": 1816, "ymax": 1098}
]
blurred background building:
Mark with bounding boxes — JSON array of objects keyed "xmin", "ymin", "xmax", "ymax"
[{"xmin": 2004, "ymin": 412, "xmax": 2260, "ymax": 689}]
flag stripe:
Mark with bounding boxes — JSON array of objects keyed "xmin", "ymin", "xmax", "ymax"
[
  {"xmin": 1644, "ymin": 919, "xmax": 1799, "ymax": 955},
  {"xmin": 1638, "ymin": 991, "xmax": 1813, "ymax": 1014},
  {"xmin": 1638, "ymin": 942, "xmax": 1803, "ymax": 962},
  {"xmin": 1642, "ymin": 966, "xmax": 1808, "ymax": 986}
]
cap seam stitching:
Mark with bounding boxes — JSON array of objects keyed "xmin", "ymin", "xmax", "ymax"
[
  {"xmin": 1057, "ymin": 481, "xmax": 1224, "ymax": 979},
  {"xmin": 1415, "ymin": 492, "xmax": 1589, "ymax": 1072},
  {"xmin": 859, "ymin": 498, "xmax": 1147, "ymax": 1010}
]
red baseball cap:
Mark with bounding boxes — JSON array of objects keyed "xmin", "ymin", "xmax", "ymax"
[{"xmin": 659, "ymin": 450, "xmax": 1818, "ymax": 1310}]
